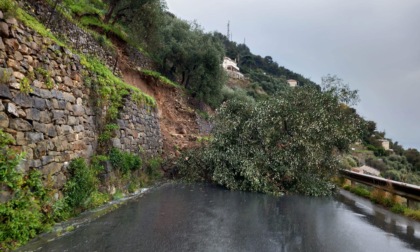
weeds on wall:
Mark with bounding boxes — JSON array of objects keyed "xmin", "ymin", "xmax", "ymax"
[
  {"xmin": 35, "ymin": 68, "xmax": 55, "ymax": 89},
  {"xmin": 0, "ymin": 129, "xmax": 51, "ymax": 250},
  {"xmin": 80, "ymin": 55, "xmax": 156, "ymax": 121}
]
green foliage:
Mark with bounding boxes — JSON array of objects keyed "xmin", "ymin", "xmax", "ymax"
[
  {"xmin": 98, "ymin": 123, "xmax": 119, "ymax": 143},
  {"xmin": 0, "ymin": 0, "xmax": 17, "ymax": 17},
  {"xmin": 145, "ymin": 157, "xmax": 162, "ymax": 179},
  {"xmin": 80, "ymin": 55, "xmax": 156, "ymax": 120},
  {"xmin": 391, "ymin": 203, "xmax": 406, "ymax": 214},
  {"xmin": 212, "ymin": 31, "xmax": 318, "ymax": 88},
  {"xmin": 19, "ymin": 77, "xmax": 33, "ymax": 94},
  {"xmin": 179, "ymin": 80, "xmax": 363, "ymax": 196},
  {"xmin": 347, "ymin": 186, "xmax": 371, "ymax": 198},
  {"xmin": 140, "ymin": 69, "xmax": 180, "ymax": 88},
  {"xmin": 220, "ymin": 86, "xmax": 255, "ymax": 104},
  {"xmin": 62, "ymin": 158, "xmax": 99, "ymax": 212},
  {"xmin": 0, "ymin": 68, "xmax": 13, "ymax": 84},
  {"xmin": 109, "ymin": 148, "xmax": 142, "ymax": 174},
  {"xmin": 155, "ymin": 17, "xmax": 226, "ymax": 107},
  {"xmin": 35, "ymin": 68, "xmax": 55, "ymax": 89},
  {"xmin": 63, "ymin": 0, "xmax": 105, "ymax": 17},
  {"xmin": 0, "ymin": 130, "xmax": 50, "ymax": 250},
  {"xmin": 16, "ymin": 8, "xmax": 65, "ymax": 47},
  {"xmin": 80, "ymin": 16, "xmax": 128, "ymax": 42}
]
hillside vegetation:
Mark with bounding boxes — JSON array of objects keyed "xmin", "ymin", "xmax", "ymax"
[{"xmin": 1, "ymin": 0, "xmax": 420, "ymax": 249}]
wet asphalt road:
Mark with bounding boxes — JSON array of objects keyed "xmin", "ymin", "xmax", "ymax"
[{"xmin": 20, "ymin": 183, "xmax": 420, "ymax": 252}]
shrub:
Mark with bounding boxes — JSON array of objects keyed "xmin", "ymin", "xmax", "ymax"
[
  {"xmin": 63, "ymin": 158, "xmax": 98, "ymax": 212},
  {"xmin": 146, "ymin": 157, "xmax": 162, "ymax": 179},
  {"xmin": 109, "ymin": 148, "xmax": 142, "ymax": 174},
  {"xmin": 0, "ymin": 129, "xmax": 49, "ymax": 250}
]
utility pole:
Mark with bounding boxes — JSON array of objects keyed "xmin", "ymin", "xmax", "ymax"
[{"xmin": 227, "ymin": 21, "xmax": 230, "ymax": 41}]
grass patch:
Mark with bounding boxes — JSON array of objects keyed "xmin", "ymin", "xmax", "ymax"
[
  {"xmin": 140, "ymin": 69, "xmax": 181, "ymax": 88},
  {"xmin": 342, "ymin": 184, "xmax": 420, "ymax": 221},
  {"xmin": 80, "ymin": 15, "xmax": 128, "ymax": 42},
  {"xmin": 80, "ymin": 55, "xmax": 156, "ymax": 120},
  {"xmin": 16, "ymin": 8, "xmax": 65, "ymax": 47},
  {"xmin": 63, "ymin": 0, "xmax": 105, "ymax": 17}
]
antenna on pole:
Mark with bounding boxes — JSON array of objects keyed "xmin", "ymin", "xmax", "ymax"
[{"xmin": 227, "ymin": 20, "xmax": 230, "ymax": 41}]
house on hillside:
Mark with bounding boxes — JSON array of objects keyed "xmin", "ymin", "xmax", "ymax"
[
  {"xmin": 287, "ymin": 79, "xmax": 298, "ymax": 87},
  {"xmin": 379, "ymin": 139, "xmax": 390, "ymax": 150},
  {"xmin": 222, "ymin": 57, "xmax": 244, "ymax": 80}
]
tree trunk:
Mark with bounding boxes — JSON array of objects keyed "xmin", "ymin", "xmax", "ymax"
[{"xmin": 104, "ymin": 2, "xmax": 117, "ymax": 24}]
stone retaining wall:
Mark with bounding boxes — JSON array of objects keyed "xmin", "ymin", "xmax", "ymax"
[{"xmin": 0, "ymin": 12, "xmax": 162, "ymax": 192}]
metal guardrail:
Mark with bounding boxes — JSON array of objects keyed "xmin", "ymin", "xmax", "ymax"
[{"xmin": 339, "ymin": 169, "xmax": 420, "ymax": 202}]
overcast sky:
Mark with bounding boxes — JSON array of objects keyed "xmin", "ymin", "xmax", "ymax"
[{"xmin": 165, "ymin": 0, "xmax": 420, "ymax": 150}]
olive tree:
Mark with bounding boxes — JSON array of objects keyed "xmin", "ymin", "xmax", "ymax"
[
  {"xmin": 155, "ymin": 17, "xmax": 226, "ymax": 107},
  {"xmin": 179, "ymin": 77, "xmax": 364, "ymax": 196}
]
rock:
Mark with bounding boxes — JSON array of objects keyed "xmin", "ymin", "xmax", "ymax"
[
  {"xmin": 52, "ymin": 110, "xmax": 65, "ymax": 122},
  {"xmin": 6, "ymin": 102, "xmax": 18, "ymax": 117},
  {"xmin": 39, "ymin": 111, "xmax": 52, "ymax": 124},
  {"xmin": 73, "ymin": 89, "xmax": 83, "ymax": 98},
  {"xmin": 74, "ymin": 125, "xmax": 84, "ymax": 133},
  {"xmin": 30, "ymin": 159, "xmax": 42, "ymax": 168},
  {"xmin": 0, "ymin": 100, "xmax": 4, "ymax": 111},
  {"xmin": 0, "ymin": 22, "xmax": 9, "ymax": 37},
  {"xmin": 29, "ymin": 41, "xmax": 38, "ymax": 51},
  {"xmin": 19, "ymin": 44, "xmax": 30, "ymax": 55},
  {"xmin": 34, "ymin": 122, "xmax": 57, "ymax": 137},
  {"xmin": 41, "ymin": 155, "xmax": 55, "ymax": 165},
  {"xmin": 55, "ymin": 76, "xmax": 62, "ymax": 83},
  {"xmin": 7, "ymin": 59, "xmax": 19, "ymax": 71},
  {"xmin": 16, "ymin": 132, "xmax": 26, "ymax": 145},
  {"xmin": 14, "ymin": 51, "xmax": 23, "ymax": 61},
  {"xmin": 112, "ymin": 138, "xmax": 122, "ymax": 149},
  {"xmin": 24, "ymin": 55, "xmax": 33, "ymax": 65},
  {"xmin": 62, "ymin": 92, "xmax": 75, "ymax": 102},
  {"xmin": 13, "ymin": 71, "xmax": 25, "ymax": 80},
  {"xmin": 32, "ymin": 87, "xmax": 52, "ymax": 99},
  {"xmin": 0, "ymin": 37, "xmax": 5, "ymax": 50},
  {"xmin": 17, "ymin": 108, "xmax": 26, "ymax": 117},
  {"xmin": 9, "ymin": 118, "xmax": 32, "ymax": 131},
  {"xmin": 0, "ymin": 67, "xmax": 14, "ymax": 84},
  {"xmin": 76, "ymin": 97, "xmax": 82, "ymax": 105},
  {"xmin": 14, "ymin": 93, "xmax": 32, "ymax": 108},
  {"xmin": 26, "ymin": 108, "xmax": 41, "ymax": 121},
  {"xmin": 5, "ymin": 18, "xmax": 17, "ymax": 26},
  {"xmin": 26, "ymin": 132, "xmax": 44, "ymax": 143},
  {"xmin": 0, "ymin": 84, "xmax": 12, "ymax": 99},
  {"xmin": 42, "ymin": 162, "xmax": 62, "ymax": 176},
  {"xmin": 72, "ymin": 105, "xmax": 85, "ymax": 116},
  {"xmin": 32, "ymin": 80, "xmax": 42, "ymax": 88},
  {"xmin": 4, "ymin": 38, "xmax": 18, "ymax": 50},
  {"xmin": 32, "ymin": 97, "xmax": 47, "ymax": 110},
  {"xmin": 67, "ymin": 116, "xmax": 79, "ymax": 125},
  {"xmin": 0, "ymin": 10, "xmax": 3, "ymax": 19},
  {"xmin": 0, "ymin": 112, "xmax": 9, "ymax": 128},
  {"xmin": 51, "ymin": 89, "xmax": 64, "ymax": 100},
  {"xmin": 63, "ymin": 76, "xmax": 73, "ymax": 86},
  {"xmin": 54, "ymin": 172, "xmax": 67, "ymax": 189}
]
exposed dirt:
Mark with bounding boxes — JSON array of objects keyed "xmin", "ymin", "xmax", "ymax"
[{"xmin": 115, "ymin": 46, "xmax": 202, "ymax": 160}]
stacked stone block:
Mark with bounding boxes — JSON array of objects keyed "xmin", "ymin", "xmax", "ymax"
[
  {"xmin": 113, "ymin": 100, "xmax": 162, "ymax": 155},
  {"xmin": 0, "ymin": 12, "xmax": 162, "ymax": 192}
]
